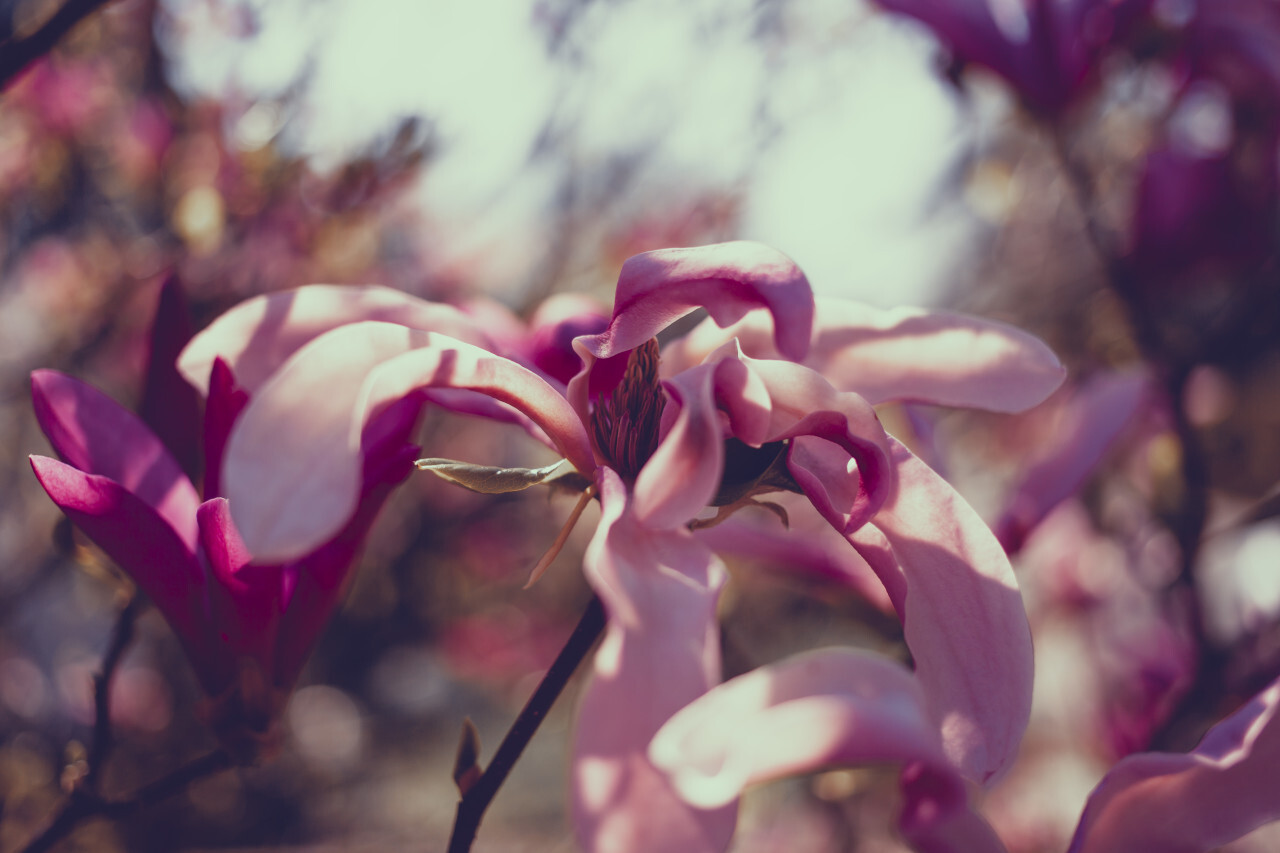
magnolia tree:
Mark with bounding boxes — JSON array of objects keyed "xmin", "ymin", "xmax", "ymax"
[{"xmin": 7, "ymin": 1, "xmax": 1280, "ymax": 852}]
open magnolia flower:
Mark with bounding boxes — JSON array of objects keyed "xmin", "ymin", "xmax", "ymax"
[
  {"xmin": 179, "ymin": 241, "xmax": 1065, "ymax": 850},
  {"xmin": 26, "ymin": 281, "xmax": 484, "ymax": 757}
]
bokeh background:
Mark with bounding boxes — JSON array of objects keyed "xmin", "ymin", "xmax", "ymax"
[{"xmin": 3, "ymin": 0, "xmax": 1280, "ymax": 851}]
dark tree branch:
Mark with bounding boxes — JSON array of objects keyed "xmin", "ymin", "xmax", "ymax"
[
  {"xmin": 0, "ymin": 0, "xmax": 120, "ymax": 89},
  {"xmin": 447, "ymin": 594, "xmax": 606, "ymax": 853}
]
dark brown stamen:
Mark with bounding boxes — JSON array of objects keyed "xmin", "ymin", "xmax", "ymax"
[{"xmin": 590, "ymin": 338, "xmax": 665, "ymax": 480}]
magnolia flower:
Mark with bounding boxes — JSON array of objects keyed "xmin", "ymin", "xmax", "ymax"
[
  {"xmin": 28, "ymin": 281, "xmax": 441, "ymax": 757},
  {"xmin": 185, "ymin": 241, "xmax": 1064, "ymax": 850},
  {"xmin": 872, "ymin": 0, "xmax": 1150, "ymax": 117}
]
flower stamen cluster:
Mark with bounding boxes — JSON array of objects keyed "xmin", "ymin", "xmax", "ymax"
[{"xmin": 589, "ymin": 337, "xmax": 665, "ymax": 480}]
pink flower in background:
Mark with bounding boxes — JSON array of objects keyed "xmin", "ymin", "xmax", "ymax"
[
  {"xmin": 191, "ymin": 241, "xmax": 1064, "ymax": 850},
  {"xmin": 1068, "ymin": 673, "xmax": 1280, "ymax": 853},
  {"xmin": 28, "ymin": 280, "xmax": 435, "ymax": 757},
  {"xmin": 871, "ymin": 0, "xmax": 1151, "ymax": 116}
]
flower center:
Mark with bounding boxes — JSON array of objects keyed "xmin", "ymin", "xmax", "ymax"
[{"xmin": 590, "ymin": 338, "xmax": 665, "ymax": 481}]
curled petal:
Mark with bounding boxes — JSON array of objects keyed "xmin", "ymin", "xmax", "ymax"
[
  {"xmin": 224, "ymin": 322, "xmax": 594, "ymax": 561},
  {"xmin": 573, "ymin": 469, "xmax": 736, "ymax": 853},
  {"xmin": 584, "ymin": 242, "xmax": 814, "ymax": 363},
  {"xmin": 650, "ymin": 649, "xmax": 946, "ymax": 808},
  {"xmin": 671, "ymin": 300, "xmax": 1066, "ymax": 412},
  {"xmin": 31, "ymin": 370, "xmax": 200, "ymax": 550},
  {"xmin": 735, "ymin": 356, "xmax": 893, "ymax": 533},
  {"xmin": 649, "ymin": 649, "xmax": 1006, "ymax": 853},
  {"xmin": 177, "ymin": 284, "xmax": 498, "ymax": 395},
  {"xmin": 28, "ymin": 456, "xmax": 218, "ymax": 691},
  {"xmin": 848, "ymin": 439, "xmax": 1032, "ymax": 785},
  {"xmin": 1068, "ymin": 677, "xmax": 1280, "ymax": 853}
]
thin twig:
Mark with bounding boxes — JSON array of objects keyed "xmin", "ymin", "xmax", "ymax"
[
  {"xmin": 0, "ymin": 0, "xmax": 119, "ymax": 89},
  {"xmin": 446, "ymin": 594, "xmax": 607, "ymax": 853},
  {"xmin": 86, "ymin": 592, "xmax": 144, "ymax": 792},
  {"xmin": 17, "ymin": 593, "xmax": 234, "ymax": 853}
]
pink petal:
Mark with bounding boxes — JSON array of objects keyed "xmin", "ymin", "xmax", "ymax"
[
  {"xmin": 197, "ymin": 499, "xmax": 283, "ymax": 684},
  {"xmin": 139, "ymin": 275, "xmax": 201, "ymax": 479},
  {"xmin": 572, "ymin": 469, "xmax": 736, "ymax": 853},
  {"xmin": 177, "ymin": 284, "xmax": 500, "ymax": 396},
  {"xmin": 273, "ymin": 392, "xmax": 423, "ymax": 688},
  {"xmin": 202, "ymin": 358, "xmax": 250, "ymax": 500},
  {"xmin": 31, "ymin": 370, "xmax": 200, "ymax": 550},
  {"xmin": 693, "ymin": 505, "xmax": 894, "ymax": 612},
  {"xmin": 899, "ymin": 761, "xmax": 1010, "ymax": 853},
  {"xmin": 994, "ymin": 370, "xmax": 1149, "ymax": 553},
  {"xmin": 223, "ymin": 322, "xmax": 594, "ymax": 562},
  {"xmin": 671, "ymin": 300, "xmax": 1066, "ymax": 413},
  {"xmin": 28, "ymin": 456, "xmax": 220, "ymax": 692},
  {"xmin": 632, "ymin": 353, "xmax": 770, "ymax": 529},
  {"xmin": 583, "ymin": 242, "xmax": 814, "ymax": 363},
  {"xmin": 737, "ymin": 356, "xmax": 893, "ymax": 534},
  {"xmin": 526, "ymin": 292, "xmax": 609, "ymax": 386},
  {"xmin": 848, "ymin": 439, "xmax": 1033, "ymax": 785},
  {"xmin": 1068, "ymin": 676, "xmax": 1280, "ymax": 853},
  {"xmin": 648, "ymin": 649, "xmax": 1006, "ymax": 853}
]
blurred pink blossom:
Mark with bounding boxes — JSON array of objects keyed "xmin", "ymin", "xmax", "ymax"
[{"xmin": 871, "ymin": 0, "xmax": 1151, "ymax": 116}]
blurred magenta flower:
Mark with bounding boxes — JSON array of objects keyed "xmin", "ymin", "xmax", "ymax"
[
  {"xmin": 189, "ymin": 241, "xmax": 1064, "ymax": 850},
  {"xmin": 28, "ymin": 281, "xmax": 435, "ymax": 756},
  {"xmin": 1127, "ymin": 0, "xmax": 1280, "ymax": 288},
  {"xmin": 872, "ymin": 0, "xmax": 1150, "ymax": 116}
]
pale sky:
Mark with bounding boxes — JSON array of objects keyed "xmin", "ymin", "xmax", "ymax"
[{"xmin": 160, "ymin": 0, "xmax": 985, "ymax": 307}]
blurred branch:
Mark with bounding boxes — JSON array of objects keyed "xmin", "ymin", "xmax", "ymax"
[
  {"xmin": 18, "ymin": 749, "xmax": 233, "ymax": 853},
  {"xmin": 0, "ymin": 0, "xmax": 119, "ymax": 88},
  {"xmin": 16, "ymin": 593, "xmax": 233, "ymax": 853},
  {"xmin": 1051, "ymin": 128, "xmax": 1215, "ymax": 750},
  {"xmin": 447, "ymin": 594, "xmax": 606, "ymax": 853}
]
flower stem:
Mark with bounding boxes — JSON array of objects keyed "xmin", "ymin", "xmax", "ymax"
[{"xmin": 446, "ymin": 594, "xmax": 607, "ymax": 853}]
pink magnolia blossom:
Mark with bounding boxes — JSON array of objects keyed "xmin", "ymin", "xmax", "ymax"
[
  {"xmin": 28, "ymin": 282, "xmax": 440, "ymax": 757},
  {"xmin": 191, "ymin": 241, "xmax": 1064, "ymax": 850},
  {"xmin": 872, "ymin": 0, "xmax": 1151, "ymax": 117}
]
